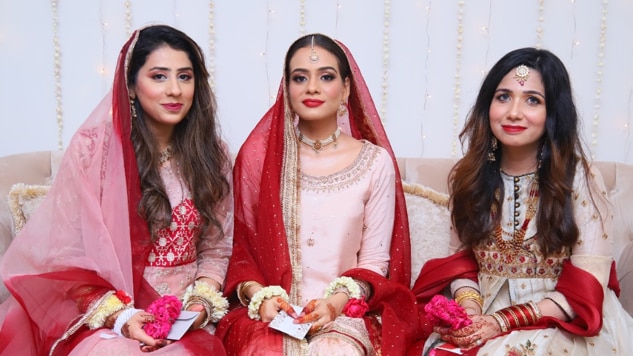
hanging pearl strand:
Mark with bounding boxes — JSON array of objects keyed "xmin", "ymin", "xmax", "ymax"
[
  {"xmin": 125, "ymin": 0, "xmax": 132, "ymax": 37},
  {"xmin": 381, "ymin": 0, "xmax": 391, "ymax": 122},
  {"xmin": 51, "ymin": 0, "xmax": 63, "ymax": 151},
  {"xmin": 452, "ymin": 1, "xmax": 464, "ymax": 157},
  {"xmin": 536, "ymin": 0, "xmax": 544, "ymax": 49},
  {"xmin": 591, "ymin": 0, "xmax": 608, "ymax": 160},
  {"xmin": 208, "ymin": 0, "xmax": 216, "ymax": 89}
]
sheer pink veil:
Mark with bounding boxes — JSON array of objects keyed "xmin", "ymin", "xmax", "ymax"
[{"xmin": 0, "ymin": 30, "xmax": 148, "ymax": 353}]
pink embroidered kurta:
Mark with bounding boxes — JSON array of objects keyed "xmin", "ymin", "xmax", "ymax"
[{"xmin": 297, "ymin": 142, "xmax": 394, "ymax": 305}]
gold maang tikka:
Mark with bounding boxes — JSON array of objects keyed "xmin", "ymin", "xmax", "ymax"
[
  {"xmin": 513, "ymin": 64, "xmax": 530, "ymax": 86},
  {"xmin": 309, "ymin": 35, "xmax": 319, "ymax": 63}
]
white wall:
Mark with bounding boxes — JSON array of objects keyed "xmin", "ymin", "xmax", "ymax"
[{"xmin": 1, "ymin": 0, "xmax": 632, "ymax": 163}]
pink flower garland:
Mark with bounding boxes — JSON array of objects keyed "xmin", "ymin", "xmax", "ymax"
[
  {"xmin": 342, "ymin": 297, "xmax": 369, "ymax": 318},
  {"xmin": 143, "ymin": 295, "xmax": 182, "ymax": 339},
  {"xmin": 424, "ymin": 294, "xmax": 472, "ymax": 330}
]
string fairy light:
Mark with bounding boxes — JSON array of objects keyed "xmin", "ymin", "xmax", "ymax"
[
  {"xmin": 535, "ymin": 0, "xmax": 544, "ymax": 48},
  {"xmin": 125, "ymin": 0, "xmax": 132, "ymax": 37},
  {"xmin": 208, "ymin": 0, "xmax": 216, "ymax": 89},
  {"xmin": 51, "ymin": 0, "xmax": 63, "ymax": 151},
  {"xmin": 380, "ymin": 0, "xmax": 391, "ymax": 122},
  {"xmin": 591, "ymin": 0, "xmax": 608, "ymax": 159},
  {"xmin": 299, "ymin": 0, "xmax": 306, "ymax": 35},
  {"xmin": 452, "ymin": 1, "xmax": 464, "ymax": 157}
]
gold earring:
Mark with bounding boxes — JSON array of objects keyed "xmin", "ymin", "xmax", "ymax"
[
  {"xmin": 488, "ymin": 137, "xmax": 498, "ymax": 161},
  {"xmin": 130, "ymin": 98, "xmax": 137, "ymax": 119},
  {"xmin": 337, "ymin": 101, "xmax": 347, "ymax": 116}
]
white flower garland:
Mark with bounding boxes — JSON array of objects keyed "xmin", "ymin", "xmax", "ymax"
[
  {"xmin": 247, "ymin": 286, "xmax": 288, "ymax": 320},
  {"xmin": 183, "ymin": 280, "xmax": 229, "ymax": 326},
  {"xmin": 85, "ymin": 291, "xmax": 131, "ymax": 329},
  {"xmin": 323, "ymin": 276, "xmax": 361, "ymax": 299}
]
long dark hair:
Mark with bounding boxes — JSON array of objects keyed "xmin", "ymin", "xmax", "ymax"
[
  {"xmin": 450, "ymin": 47, "xmax": 595, "ymax": 256},
  {"xmin": 127, "ymin": 25, "xmax": 230, "ymax": 241}
]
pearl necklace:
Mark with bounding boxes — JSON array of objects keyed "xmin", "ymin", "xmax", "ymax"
[
  {"xmin": 159, "ymin": 146, "xmax": 174, "ymax": 165},
  {"xmin": 295, "ymin": 127, "xmax": 341, "ymax": 153}
]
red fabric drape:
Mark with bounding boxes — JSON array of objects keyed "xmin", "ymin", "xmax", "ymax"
[{"xmin": 216, "ymin": 37, "xmax": 419, "ymax": 355}]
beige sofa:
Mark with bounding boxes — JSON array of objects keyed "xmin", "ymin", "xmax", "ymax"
[{"xmin": 1, "ymin": 151, "xmax": 632, "ymax": 317}]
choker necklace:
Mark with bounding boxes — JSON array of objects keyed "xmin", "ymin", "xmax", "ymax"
[
  {"xmin": 296, "ymin": 127, "xmax": 341, "ymax": 153},
  {"xmin": 159, "ymin": 146, "xmax": 174, "ymax": 165}
]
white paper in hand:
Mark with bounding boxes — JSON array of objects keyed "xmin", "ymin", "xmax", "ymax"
[
  {"xmin": 268, "ymin": 304, "xmax": 313, "ymax": 339},
  {"xmin": 166, "ymin": 310, "xmax": 200, "ymax": 340}
]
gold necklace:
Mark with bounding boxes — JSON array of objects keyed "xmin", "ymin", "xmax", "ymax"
[
  {"xmin": 295, "ymin": 127, "xmax": 341, "ymax": 153},
  {"xmin": 492, "ymin": 176, "xmax": 539, "ymax": 263},
  {"xmin": 159, "ymin": 146, "xmax": 173, "ymax": 165}
]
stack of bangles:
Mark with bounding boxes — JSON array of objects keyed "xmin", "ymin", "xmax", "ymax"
[
  {"xmin": 182, "ymin": 280, "xmax": 229, "ymax": 328},
  {"xmin": 454, "ymin": 289, "xmax": 483, "ymax": 311},
  {"xmin": 491, "ymin": 301, "xmax": 542, "ymax": 333}
]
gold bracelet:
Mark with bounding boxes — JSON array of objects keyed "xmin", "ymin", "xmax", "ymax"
[
  {"xmin": 238, "ymin": 281, "xmax": 262, "ymax": 306},
  {"xmin": 454, "ymin": 290, "xmax": 484, "ymax": 310}
]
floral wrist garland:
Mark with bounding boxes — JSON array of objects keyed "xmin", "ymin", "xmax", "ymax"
[
  {"xmin": 86, "ymin": 290, "xmax": 133, "ymax": 330},
  {"xmin": 247, "ymin": 286, "xmax": 288, "ymax": 320},
  {"xmin": 143, "ymin": 295, "xmax": 182, "ymax": 339},
  {"xmin": 182, "ymin": 280, "xmax": 229, "ymax": 327},
  {"xmin": 424, "ymin": 294, "xmax": 472, "ymax": 330},
  {"xmin": 323, "ymin": 277, "xmax": 361, "ymax": 299},
  {"xmin": 324, "ymin": 277, "xmax": 370, "ymax": 318}
]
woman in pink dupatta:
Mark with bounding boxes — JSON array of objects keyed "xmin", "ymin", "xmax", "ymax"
[
  {"xmin": 215, "ymin": 33, "xmax": 421, "ymax": 355},
  {"xmin": 0, "ymin": 25, "xmax": 231, "ymax": 355}
]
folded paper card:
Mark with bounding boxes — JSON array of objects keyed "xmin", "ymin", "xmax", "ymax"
[
  {"xmin": 269, "ymin": 304, "xmax": 313, "ymax": 339},
  {"xmin": 167, "ymin": 310, "xmax": 200, "ymax": 340}
]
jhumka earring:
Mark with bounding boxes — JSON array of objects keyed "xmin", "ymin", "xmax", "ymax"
[
  {"xmin": 488, "ymin": 137, "xmax": 498, "ymax": 162},
  {"xmin": 337, "ymin": 100, "xmax": 347, "ymax": 116},
  {"xmin": 309, "ymin": 35, "xmax": 319, "ymax": 63},
  {"xmin": 130, "ymin": 98, "xmax": 138, "ymax": 119},
  {"xmin": 513, "ymin": 65, "xmax": 530, "ymax": 86}
]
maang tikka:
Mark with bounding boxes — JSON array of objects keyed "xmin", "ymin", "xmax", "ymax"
[
  {"xmin": 513, "ymin": 65, "xmax": 530, "ymax": 86},
  {"xmin": 309, "ymin": 36, "xmax": 320, "ymax": 63}
]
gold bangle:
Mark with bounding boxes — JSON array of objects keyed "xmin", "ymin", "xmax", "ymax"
[
  {"xmin": 454, "ymin": 290, "xmax": 483, "ymax": 309},
  {"xmin": 238, "ymin": 281, "xmax": 262, "ymax": 306}
]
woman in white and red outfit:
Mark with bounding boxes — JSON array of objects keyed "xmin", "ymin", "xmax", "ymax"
[
  {"xmin": 0, "ymin": 25, "xmax": 232, "ymax": 355},
  {"xmin": 413, "ymin": 47, "xmax": 633, "ymax": 355}
]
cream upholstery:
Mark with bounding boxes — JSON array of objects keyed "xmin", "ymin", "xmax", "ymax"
[{"xmin": 1, "ymin": 151, "xmax": 631, "ymax": 317}]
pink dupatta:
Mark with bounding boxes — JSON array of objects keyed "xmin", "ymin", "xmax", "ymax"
[{"xmin": 0, "ymin": 28, "xmax": 221, "ymax": 355}]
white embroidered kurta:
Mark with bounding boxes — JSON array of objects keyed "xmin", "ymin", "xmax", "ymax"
[{"xmin": 424, "ymin": 164, "xmax": 633, "ymax": 355}]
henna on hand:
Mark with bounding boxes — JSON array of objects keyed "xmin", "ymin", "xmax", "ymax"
[{"xmin": 326, "ymin": 303, "xmax": 336, "ymax": 321}]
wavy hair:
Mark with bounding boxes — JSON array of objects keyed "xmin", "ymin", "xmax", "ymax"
[
  {"xmin": 450, "ymin": 47, "xmax": 596, "ymax": 256},
  {"xmin": 127, "ymin": 25, "xmax": 230, "ymax": 242}
]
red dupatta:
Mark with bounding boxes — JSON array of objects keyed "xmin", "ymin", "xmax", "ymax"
[{"xmin": 217, "ymin": 38, "xmax": 418, "ymax": 355}]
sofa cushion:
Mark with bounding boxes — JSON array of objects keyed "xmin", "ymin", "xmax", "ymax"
[
  {"xmin": 403, "ymin": 182, "xmax": 451, "ymax": 287},
  {"xmin": 7, "ymin": 183, "xmax": 50, "ymax": 235}
]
